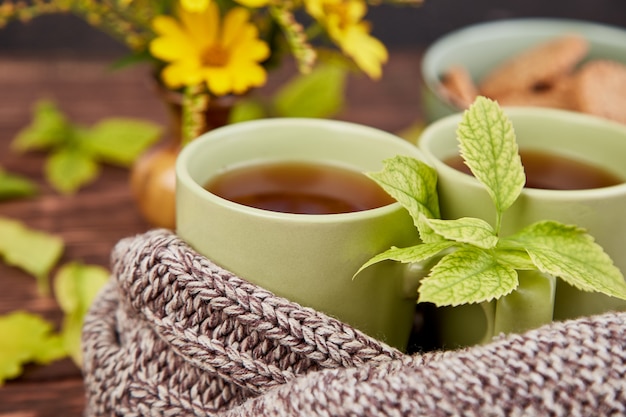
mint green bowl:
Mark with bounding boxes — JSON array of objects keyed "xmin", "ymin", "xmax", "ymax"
[{"xmin": 421, "ymin": 18, "xmax": 626, "ymax": 122}]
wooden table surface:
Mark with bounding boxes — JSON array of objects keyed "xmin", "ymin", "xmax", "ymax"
[{"xmin": 0, "ymin": 50, "xmax": 424, "ymax": 416}]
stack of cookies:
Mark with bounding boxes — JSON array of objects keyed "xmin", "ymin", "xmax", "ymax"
[{"xmin": 439, "ymin": 34, "xmax": 626, "ymax": 125}]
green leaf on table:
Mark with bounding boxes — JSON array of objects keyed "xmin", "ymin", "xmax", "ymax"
[
  {"xmin": 0, "ymin": 217, "xmax": 64, "ymax": 294},
  {"xmin": 273, "ymin": 64, "xmax": 347, "ymax": 118},
  {"xmin": 418, "ymin": 246, "xmax": 518, "ymax": 306},
  {"xmin": 82, "ymin": 118, "xmax": 162, "ymax": 166},
  {"xmin": 506, "ymin": 220, "xmax": 626, "ymax": 299},
  {"xmin": 0, "ymin": 311, "xmax": 66, "ymax": 385},
  {"xmin": 45, "ymin": 148, "xmax": 100, "ymax": 194},
  {"xmin": 0, "ymin": 217, "xmax": 64, "ymax": 295},
  {"xmin": 54, "ymin": 262, "xmax": 109, "ymax": 366},
  {"xmin": 11, "ymin": 98, "xmax": 164, "ymax": 194},
  {"xmin": 11, "ymin": 100, "xmax": 71, "ymax": 152},
  {"xmin": 456, "ymin": 96, "xmax": 525, "ymax": 215},
  {"xmin": 0, "ymin": 167, "xmax": 38, "ymax": 200}
]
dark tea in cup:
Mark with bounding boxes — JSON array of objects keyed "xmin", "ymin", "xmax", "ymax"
[
  {"xmin": 444, "ymin": 149, "xmax": 623, "ymax": 190},
  {"xmin": 205, "ymin": 161, "xmax": 395, "ymax": 214}
]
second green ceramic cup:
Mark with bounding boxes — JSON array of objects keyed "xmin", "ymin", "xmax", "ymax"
[
  {"xmin": 176, "ymin": 118, "xmax": 426, "ymax": 350},
  {"xmin": 419, "ymin": 107, "xmax": 626, "ymax": 347}
]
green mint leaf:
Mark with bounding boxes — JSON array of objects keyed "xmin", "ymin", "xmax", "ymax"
[
  {"xmin": 273, "ymin": 64, "xmax": 347, "ymax": 118},
  {"xmin": 425, "ymin": 217, "xmax": 498, "ymax": 249},
  {"xmin": 45, "ymin": 148, "xmax": 100, "ymax": 194},
  {"xmin": 457, "ymin": 96, "xmax": 525, "ymax": 215},
  {"xmin": 415, "ymin": 215, "xmax": 447, "ymax": 244},
  {"xmin": 418, "ymin": 246, "xmax": 518, "ymax": 306},
  {"xmin": 0, "ymin": 217, "xmax": 64, "ymax": 295},
  {"xmin": 354, "ymin": 241, "xmax": 456, "ymax": 278},
  {"xmin": 82, "ymin": 118, "xmax": 162, "ymax": 167},
  {"xmin": 493, "ymin": 247, "xmax": 536, "ymax": 270},
  {"xmin": 53, "ymin": 262, "xmax": 109, "ymax": 366},
  {"xmin": 506, "ymin": 220, "xmax": 626, "ymax": 300},
  {"xmin": 367, "ymin": 155, "xmax": 440, "ymax": 229},
  {"xmin": 11, "ymin": 100, "xmax": 71, "ymax": 152},
  {"xmin": 0, "ymin": 167, "xmax": 38, "ymax": 200},
  {"xmin": 0, "ymin": 311, "xmax": 66, "ymax": 385}
]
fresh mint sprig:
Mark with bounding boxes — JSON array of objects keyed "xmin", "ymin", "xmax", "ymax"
[{"xmin": 357, "ymin": 96, "xmax": 626, "ymax": 308}]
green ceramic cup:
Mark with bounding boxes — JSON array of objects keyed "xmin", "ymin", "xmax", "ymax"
[
  {"xmin": 418, "ymin": 107, "xmax": 626, "ymax": 347},
  {"xmin": 176, "ymin": 118, "xmax": 426, "ymax": 350}
]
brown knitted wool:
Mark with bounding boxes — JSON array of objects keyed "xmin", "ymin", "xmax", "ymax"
[{"xmin": 82, "ymin": 229, "xmax": 626, "ymax": 416}]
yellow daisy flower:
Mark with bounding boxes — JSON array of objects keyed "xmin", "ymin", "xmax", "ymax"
[
  {"xmin": 305, "ymin": 0, "xmax": 387, "ymax": 79},
  {"xmin": 149, "ymin": 2, "xmax": 271, "ymax": 96}
]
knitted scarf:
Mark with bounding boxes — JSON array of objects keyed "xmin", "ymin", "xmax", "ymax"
[{"xmin": 82, "ymin": 229, "xmax": 626, "ymax": 416}]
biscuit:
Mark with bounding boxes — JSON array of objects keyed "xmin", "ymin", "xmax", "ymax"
[
  {"xmin": 479, "ymin": 34, "xmax": 589, "ymax": 99},
  {"xmin": 495, "ymin": 76, "xmax": 575, "ymax": 110},
  {"xmin": 572, "ymin": 60, "xmax": 626, "ymax": 124},
  {"xmin": 439, "ymin": 65, "xmax": 479, "ymax": 109}
]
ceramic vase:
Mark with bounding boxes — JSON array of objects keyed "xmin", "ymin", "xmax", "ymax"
[{"xmin": 130, "ymin": 87, "xmax": 237, "ymax": 229}]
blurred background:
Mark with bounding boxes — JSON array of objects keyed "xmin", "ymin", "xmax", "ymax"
[{"xmin": 1, "ymin": 0, "xmax": 625, "ymax": 54}]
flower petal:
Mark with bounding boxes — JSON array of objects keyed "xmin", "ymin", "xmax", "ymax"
[
  {"xmin": 178, "ymin": 2, "xmax": 218, "ymax": 47},
  {"xmin": 150, "ymin": 15, "xmax": 198, "ymax": 61},
  {"xmin": 233, "ymin": 0, "xmax": 271, "ymax": 7},
  {"xmin": 221, "ymin": 8, "xmax": 252, "ymax": 48},
  {"xmin": 150, "ymin": 37, "xmax": 196, "ymax": 61},
  {"xmin": 152, "ymin": 15, "xmax": 181, "ymax": 36},
  {"xmin": 204, "ymin": 68, "xmax": 233, "ymax": 95},
  {"xmin": 161, "ymin": 60, "xmax": 204, "ymax": 88},
  {"xmin": 181, "ymin": 0, "xmax": 210, "ymax": 12},
  {"xmin": 341, "ymin": 25, "xmax": 388, "ymax": 79}
]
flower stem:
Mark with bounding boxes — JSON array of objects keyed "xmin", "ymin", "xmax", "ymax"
[{"xmin": 181, "ymin": 85, "xmax": 209, "ymax": 147}]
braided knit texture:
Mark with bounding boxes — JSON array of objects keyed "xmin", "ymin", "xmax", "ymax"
[{"xmin": 82, "ymin": 229, "xmax": 626, "ymax": 416}]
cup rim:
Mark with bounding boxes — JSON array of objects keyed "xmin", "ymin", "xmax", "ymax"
[
  {"xmin": 176, "ymin": 117, "xmax": 423, "ymax": 223},
  {"xmin": 418, "ymin": 106, "xmax": 626, "ymax": 199}
]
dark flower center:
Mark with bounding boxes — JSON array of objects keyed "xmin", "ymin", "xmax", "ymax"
[{"xmin": 201, "ymin": 44, "xmax": 229, "ymax": 67}]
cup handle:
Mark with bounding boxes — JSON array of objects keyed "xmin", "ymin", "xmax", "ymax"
[
  {"xmin": 400, "ymin": 258, "xmax": 442, "ymax": 299},
  {"xmin": 488, "ymin": 270, "xmax": 556, "ymax": 341}
]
